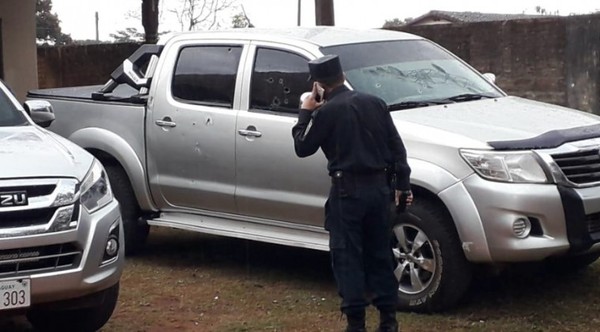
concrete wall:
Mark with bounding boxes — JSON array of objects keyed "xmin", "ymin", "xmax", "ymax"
[
  {"xmin": 34, "ymin": 15, "xmax": 600, "ymax": 115},
  {"xmin": 37, "ymin": 43, "xmax": 140, "ymax": 88},
  {"xmin": 394, "ymin": 14, "xmax": 600, "ymax": 114},
  {"xmin": 0, "ymin": 0, "xmax": 37, "ymax": 101}
]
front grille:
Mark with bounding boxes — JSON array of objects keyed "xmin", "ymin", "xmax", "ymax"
[
  {"xmin": 0, "ymin": 243, "xmax": 81, "ymax": 278},
  {"xmin": 551, "ymin": 148, "xmax": 600, "ymax": 185},
  {"xmin": 0, "ymin": 184, "xmax": 55, "ymax": 197},
  {"xmin": 0, "ymin": 207, "xmax": 58, "ymax": 228}
]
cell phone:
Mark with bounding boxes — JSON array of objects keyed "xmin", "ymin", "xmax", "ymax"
[{"xmin": 315, "ymin": 84, "xmax": 324, "ymax": 102}]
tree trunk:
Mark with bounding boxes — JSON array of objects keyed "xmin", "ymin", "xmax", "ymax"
[
  {"xmin": 315, "ymin": 0, "xmax": 334, "ymax": 26},
  {"xmin": 142, "ymin": 0, "xmax": 159, "ymax": 43}
]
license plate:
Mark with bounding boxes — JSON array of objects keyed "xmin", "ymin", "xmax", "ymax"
[{"xmin": 0, "ymin": 279, "xmax": 30, "ymax": 310}]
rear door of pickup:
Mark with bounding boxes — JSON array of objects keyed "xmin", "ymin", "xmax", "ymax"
[
  {"xmin": 147, "ymin": 40, "xmax": 248, "ymax": 213},
  {"xmin": 235, "ymin": 42, "xmax": 329, "ymax": 226}
]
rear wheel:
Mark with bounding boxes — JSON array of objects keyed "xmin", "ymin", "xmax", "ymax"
[
  {"xmin": 392, "ymin": 198, "xmax": 472, "ymax": 312},
  {"xmin": 27, "ymin": 282, "xmax": 119, "ymax": 332},
  {"xmin": 105, "ymin": 164, "xmax": 149, "ymax": 255}
]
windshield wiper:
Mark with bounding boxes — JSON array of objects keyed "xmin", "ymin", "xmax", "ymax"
[
  {"xmin": 388, "ymin": 101, "xmax": 436, "ymax": 111},
  {"xmin": 388, "ymin": 99, "xmax": 453, "ymax": 111},
  {"xmin": 445, "ymin": 93, "xmax": 496, "ymax": 102}
]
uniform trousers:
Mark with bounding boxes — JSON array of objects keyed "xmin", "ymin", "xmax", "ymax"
[{"xmin": 325, "ymin": 173, "xmax": 398, "ymax": 315}]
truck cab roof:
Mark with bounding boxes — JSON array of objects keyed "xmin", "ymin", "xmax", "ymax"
[{"xmin": 160, "ymin": 27, "xmax": 423, "ymax": 48}]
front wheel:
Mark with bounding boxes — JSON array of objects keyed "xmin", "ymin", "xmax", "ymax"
[{"xmin": 392, "ymin": 198, "xmax": 472, "ymax": 312}]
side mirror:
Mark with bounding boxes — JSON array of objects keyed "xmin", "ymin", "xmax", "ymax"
[
  {"xmin": 482, "ymin": 73, "xmax": 496, "ymax": 84},
  {"xmin": 24, "ymin": 100, "xmax": 55, "ymax": 128}
]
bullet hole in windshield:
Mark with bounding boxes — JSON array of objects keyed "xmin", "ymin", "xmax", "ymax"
[
  {"xmin": 267, "ymin": 78, "xmax": 274, "ymax": 84},
  {"xmin": 375, "ymin": 83, "xmax": 382, "ymax": 89},
  {"xmin": 272, "ymin": 97, "xmax": 281, "ymax": 106},
  {"xmin": 283, "ymin": 87, "xmax": 291, "ymax": 94}
]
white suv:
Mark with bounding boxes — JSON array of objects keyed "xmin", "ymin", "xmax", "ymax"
[{"xmin": 0, "ymin": 80, "xmax": 123, "ymax": 331}]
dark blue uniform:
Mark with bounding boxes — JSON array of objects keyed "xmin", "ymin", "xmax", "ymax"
[{"xmin": 292, "ymin": 85, "xmax": 411, "ymax": 320}]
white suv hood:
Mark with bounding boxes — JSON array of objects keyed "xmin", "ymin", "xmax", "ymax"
[
  {"xmin": 0, "ymin": 126, "xmax": 93, "ymax": 180},
  {"xmin": 395, "ymin": 96, "xmax": 600, "ymax": 148}
]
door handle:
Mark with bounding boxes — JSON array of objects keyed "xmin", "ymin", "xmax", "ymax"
[
  {"xmin": 238, "ymin": 129, "xmax": 262, "ymax": 138},
  {"xmin": 155, "ymin": 117, "xmax": 176, "ymax": 128}
]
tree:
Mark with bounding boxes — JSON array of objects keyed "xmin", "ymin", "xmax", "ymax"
[
  {"xmin": 382, "ymin": 17, "xmax": 413, "ymax": 28},
  {"xmin": 534, "ymin": 6, "xmax": 559, "ymax": 15},
  {"xmin": 110, "ymin": 28, "xmax": 145, "ymax": 43},
  {"xmin": 36, "ymin": 0, "xmax": 72, "ymax": 45},
  {"xmin": 168, "ymin": 0, "xmax": 237, "ymax": 31},
  {"xmin": 231, "ymin": 5, "xmax": 253, "ymax": 28}
]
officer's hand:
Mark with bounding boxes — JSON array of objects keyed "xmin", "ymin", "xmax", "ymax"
[
  {"xmin": 395, "ymin": 190, "xmax": 413, "ymax": 207},
  {"xmin": 301, "ymin": 82, "xmax": 324, "ymax": 111}
]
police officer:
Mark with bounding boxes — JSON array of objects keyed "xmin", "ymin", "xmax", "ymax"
[{"xmin": 292, "ymin": 54, "xmax": 412, "ymax": 332}]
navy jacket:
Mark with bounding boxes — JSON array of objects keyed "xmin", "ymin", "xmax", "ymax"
[{"xmin": 292, "ymin": 85, "xmax": 411, "ymax": 190}]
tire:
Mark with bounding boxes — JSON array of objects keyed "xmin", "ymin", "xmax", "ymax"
[
  {"xmin": 105, "ymin": 164, "xmax": 149, "ymax": 255},
  {"xmin": 545, "ymin": 251, "xmax": 600, "ymax": 273},
  {"xmin": 27, "ymin": 282, "xmax": 120, "ymax": 332},
  {"xmin": 391, "ymin": 198, "xmax": 472, "ymax": 312}
]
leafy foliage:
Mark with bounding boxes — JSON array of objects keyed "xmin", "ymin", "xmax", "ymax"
[
  {"xmin": 382, "ymin": 17, "xmax": 413, "ymax": 28},
  {"xmin": 110, "ymin": 27, "xmax": 145, "ymax": 43},
  {"xmin": 36, "ymin": 0, "xmax": 72, "ymax": 45},
  {"xmin": 231, "ymin": 6, "xmax": 253, "ymax": 28}
]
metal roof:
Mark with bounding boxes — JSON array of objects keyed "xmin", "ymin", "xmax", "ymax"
[{"xmin": 406, "ymin": 10, "xmax": 546, "ymax": 26}]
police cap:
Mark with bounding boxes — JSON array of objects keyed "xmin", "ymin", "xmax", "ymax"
[{"xmin": 308, "ymin": 54, "xmax": 343, "ymax": 83}]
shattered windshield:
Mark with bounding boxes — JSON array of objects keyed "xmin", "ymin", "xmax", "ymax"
[
  {"xmin": 322, "ymin": 40, "xmax": 503, "ymax": 107},
  {"xmin": 0, "ymin": 83, "xmax": 28, "ymax": 127}
]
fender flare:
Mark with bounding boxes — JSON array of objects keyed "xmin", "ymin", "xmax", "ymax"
[
  {"xmin": 409, "ymin": 159, "xmax": 491, "ymax": 262},
  {"xmin": 69, "ymin": 127, "xmax": 156, "ymax": 212}
]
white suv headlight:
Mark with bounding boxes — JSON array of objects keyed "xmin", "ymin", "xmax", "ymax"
[
  {"xmin": 80, "ymin": 160, "xmax": 113, "ymax": 213},
  {"xmin": 460, "ymin": 149, "xmax": 549, "ymax": 183}
]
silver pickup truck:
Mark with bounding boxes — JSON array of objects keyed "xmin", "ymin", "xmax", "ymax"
[
  {"xmin": 1, "ymin": 80, "xmax": 123, "ymax": 331},
  {"xmin": 28, "ymin": 27, "xmax": 600, "ymax": 312}
]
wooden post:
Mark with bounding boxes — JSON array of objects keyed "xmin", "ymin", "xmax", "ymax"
[
  {"xmin": 297, "ymin": 0, "xmax": 301, "ymax": 26},
  {"xmin": 142, "ymin": 0, "xmax": 159, "ymax": 44},
  {"xmin": 315, "ymin": 0, "xmax": 335, "ymax": 26}
]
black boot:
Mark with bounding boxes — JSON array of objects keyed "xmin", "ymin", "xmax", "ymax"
[
  {"xmin": 344, "ymin": 309, "xmax": 366, "ymax": 332},
  {"xmin": 375, "ymin": 310, "xmax": 398, "ymax": 332}
]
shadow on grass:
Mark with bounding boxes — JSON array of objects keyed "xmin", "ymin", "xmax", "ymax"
[
  {"xmin": 437, "ymin": 262, "xmax": 600, "ymax": 329},
  {"xmin": 135, "ymin": 227, "xmax": 336, "ymax": 287}
]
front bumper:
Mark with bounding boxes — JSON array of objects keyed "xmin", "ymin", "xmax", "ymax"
[
  {"xmin": 445, "ymin": 174, "xmax": 600, "ymax": 263},
  {"xmin": 0, "ymin": 199, "xmax": 124, "ymax": 306}
]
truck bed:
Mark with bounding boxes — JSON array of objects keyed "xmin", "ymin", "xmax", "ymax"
[{"xmin": 29, "ymin": 84, "xmax": 144, "ymax": 104}]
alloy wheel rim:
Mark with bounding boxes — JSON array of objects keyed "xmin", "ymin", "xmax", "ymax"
[{"xmin": 392, "ymin": 223, "xmax": 436, "ymax": 295}]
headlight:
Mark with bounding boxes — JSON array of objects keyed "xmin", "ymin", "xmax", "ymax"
[
  {"xmin": 460, "ymin": 149, "xmax": 549, "ymax": 183},
  {"xmin": 80, "ymin": 160, "xmax": 113, "ymax": 213}
]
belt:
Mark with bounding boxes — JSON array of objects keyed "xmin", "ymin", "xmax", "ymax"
[{"xmin": 331, "ymin": 170, "xmax": 387, "ymax": 185}]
